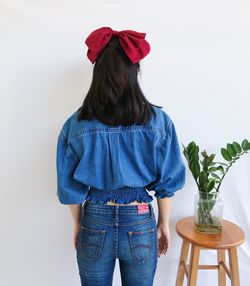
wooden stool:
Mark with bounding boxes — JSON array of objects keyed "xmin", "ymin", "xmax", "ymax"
[{"xmin": 175, "ymin": 216, "xmax": 245, "ymax": 286}]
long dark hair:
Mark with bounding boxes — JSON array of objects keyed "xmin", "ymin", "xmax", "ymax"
[{"xmin": 77, "ymin": 36, "xmax": 162, "ymax": 126}]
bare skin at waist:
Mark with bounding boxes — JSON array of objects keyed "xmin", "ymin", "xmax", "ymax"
[{"xmin": 105, "ymin": 200, "xmax": 147, "ymax": 206}]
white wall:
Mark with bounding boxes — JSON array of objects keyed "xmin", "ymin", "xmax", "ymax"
[{"xmin": 1, "ymin": 1, "xmax": 249, "ymax": 285}]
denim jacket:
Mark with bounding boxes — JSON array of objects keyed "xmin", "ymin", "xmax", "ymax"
[{"xmin": 56, "ymin": 105, "xmax": 186, "ymax": 204}]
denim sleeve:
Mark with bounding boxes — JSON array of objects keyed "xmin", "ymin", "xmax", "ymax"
[
  {"xmin": 56, "ymin": 126, "xmax": 89, "ymax": 205},
  {"xmin": 153, "ymin": 120, "xmax": 186, "ymax": 199}
]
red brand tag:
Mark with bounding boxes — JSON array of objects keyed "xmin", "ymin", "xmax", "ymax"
[{"xmin": 137, "ymin": 204, "xmax": 149, "ymax": 214}]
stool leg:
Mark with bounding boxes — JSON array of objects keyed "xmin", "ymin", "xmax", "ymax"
[
  {"xmin": 228, "ymin": 247, "xmax": 240, "ymax": 286},
  {"xmin": 217, "ymin": 249, "xmax": 226, "ymax": 286},
  {"xmin": 187, "ymin": 245, "xmax": 200, "ymax": 286},
  {"xmin": 176, "ymin": 240, "xmax": 190, "ymax": 286}
]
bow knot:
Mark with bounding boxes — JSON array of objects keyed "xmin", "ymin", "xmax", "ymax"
[
  {"xmin": 112, "ymin": 30, "xmax": 120, "ymax": 36},
  {"xmin": 85, "ymin": 26, "xmax": 150, "ymax": 64}
]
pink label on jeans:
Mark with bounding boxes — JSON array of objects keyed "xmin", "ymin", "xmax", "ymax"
[{"xmin": 137, "ymin": 204, "xmax": 149, "ymax": 214}]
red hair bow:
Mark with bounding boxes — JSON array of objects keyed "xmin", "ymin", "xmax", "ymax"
[{"xmin": 85, "ymin": 26, "xmax": 150, "ymax": 64}]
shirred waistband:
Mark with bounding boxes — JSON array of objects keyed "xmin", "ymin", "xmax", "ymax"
[
  {"xmin": 85, "ymin": 186, "xmax": 153, "ymax": 204},
  {"xmin": 89, "ymin": 186, "xmax": 148, "ymax": 191}
]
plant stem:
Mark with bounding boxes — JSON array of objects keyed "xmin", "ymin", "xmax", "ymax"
[
  {"xmin": 215, "ymin": 150, "xmax": 248, "ymax": 192},
  {"xmin": 215, "ymin": 163, "xmax": 232, "ymax": 192}
]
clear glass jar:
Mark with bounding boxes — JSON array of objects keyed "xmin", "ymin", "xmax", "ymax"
[{"xmin": 194, "ymin": 190, "xmax": 223, "ymax": 234}]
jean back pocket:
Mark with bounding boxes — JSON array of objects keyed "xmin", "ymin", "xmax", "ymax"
[
  {"xmin": 78, "ymin": 225, "xmax": 106, "ymax": 261},
  {"xmin": 128, "ymin": 227, "xmax": 155, "ymax": 263}
]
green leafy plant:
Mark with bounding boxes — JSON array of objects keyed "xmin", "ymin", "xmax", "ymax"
[
  {"xmin": 182, "ymin": 139, "xmax": 250, "ymax": 232},
  {"xmin": 182, "ymin": 139, "xmax": 250, "ymax": 193}
]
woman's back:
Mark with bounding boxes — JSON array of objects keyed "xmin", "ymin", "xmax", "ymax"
[{"xmin": 56, "ymin": 104, "xmax": 185, "ymax": 204}]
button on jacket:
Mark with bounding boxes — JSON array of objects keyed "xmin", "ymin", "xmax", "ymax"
[{"xmin": 56, "ymin": 105, "xmax": 186, "ymax": 204}]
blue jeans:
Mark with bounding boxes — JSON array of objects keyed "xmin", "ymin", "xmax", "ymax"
[{"xmin": 76, "ymin": 200, "xmax": 159, "ymax": 286}]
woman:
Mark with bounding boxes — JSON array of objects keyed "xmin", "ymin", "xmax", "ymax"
[{"xmin": 56, "ymin": 27, "xmax": 186, "ymax": 286}]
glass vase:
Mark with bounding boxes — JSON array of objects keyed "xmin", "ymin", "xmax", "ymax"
[{"xmin": 194, "ymin": 190, "xmax": 223, "ymax": 234}]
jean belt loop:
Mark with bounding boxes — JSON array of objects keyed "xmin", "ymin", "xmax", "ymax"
[
  {"xmin": 82, "ymin": 201, "xmax": 86, "ymax": 215},
  {"xmin": 149, "ymin": 203, "xmax": 154, "ymax": 219}
]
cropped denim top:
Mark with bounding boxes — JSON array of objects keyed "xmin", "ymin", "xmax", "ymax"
[{"xmin": 56, "ymin": 105, "xmax": 186, "ymax": 204}]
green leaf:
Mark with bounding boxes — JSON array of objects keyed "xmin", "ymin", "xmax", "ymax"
[
  {"xmin": 207, "ymin": 154, "xmax": 216, "ymax": 166},
  {"xmin": 232, "ymin": 141, "xmax": 242, "ymax": 153},
  {"xmin": 189, "ymin": 145, "xmax": 199, "ymax": 157},
  {"xmin": 217, "ymin": 165, "xmax": 224, "ymax": 173},
  {"xmin": 201, "ymin": 150, "xmax": 208, "ymax": 158},
  {"xmin": 210, "ymin": 172, "xmax": 221, "ymax": 179},
  {"xmin": 187, "ymin": 141, "xmax": 196, "ymax": 153},
  {"xmin": 208, "ymin": 166, "xmax": 220, "ymax": 172},
  {"xmin": 183, "ymin": 148, "xmax": 189, "ymax": 162},
  {"xmin": 227, "ymin": 143, "xmax": 237, "ymax": 157},
  {"xmin": 188, "ymin": 146, "xmax": 198, "ymax": 164},
  {"xmin": 189, "ymin": 153, "xmax": 199, "ymax": 166},
  {"xmin": 202, "ymin": 154, "xmax": 215, "ymax": 170},
  {"xmin": 221, "ymin": 148, "xmax": 232, "ymax": 161},
  {"xmin": 242, "ymin": 139, "xmax": 249, "ymax": 151},
  {"xmin": 190, "ymin": 161, "xmax": 200, "ymax": 180},
  {"xmin": 198, "ymin": 171, "xmax": 206, "ymax": 186},
  {"xmin": 207, "ymin": 178, "xmax": 216, "ymax": 192},
  {"xmin": 189, "ymin": 144, "xmax": 199, "ymax": 155}
]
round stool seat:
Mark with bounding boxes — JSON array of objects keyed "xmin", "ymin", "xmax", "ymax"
[{"xmin": 176, "ymin": 216, "xmax": 245, "ymax": 249}]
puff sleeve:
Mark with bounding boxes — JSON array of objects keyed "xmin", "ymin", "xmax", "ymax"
[
  {"xmin": 56, "ymin": 121, "xmax": 89, "ymax": 204},
  {"xmin": 151, "ymin": 120, "xmax": 186, "ymax": 199}
]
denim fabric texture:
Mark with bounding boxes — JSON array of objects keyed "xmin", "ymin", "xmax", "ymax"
[
  {"xmin": 56, "ymin": 106, "xmax": 186, "ymax": 204},
  {"xmin": 86, "ymin": 186, "xmax": 154, "ymax": 204},
  {"xmin": 76, "ymin": 200, "xmax": 158, "ymax": 286}
]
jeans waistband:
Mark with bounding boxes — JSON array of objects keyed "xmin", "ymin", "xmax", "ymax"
[{"xmin": 82, "ymin": 200, "xmax": 154, "ymax": 218}]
